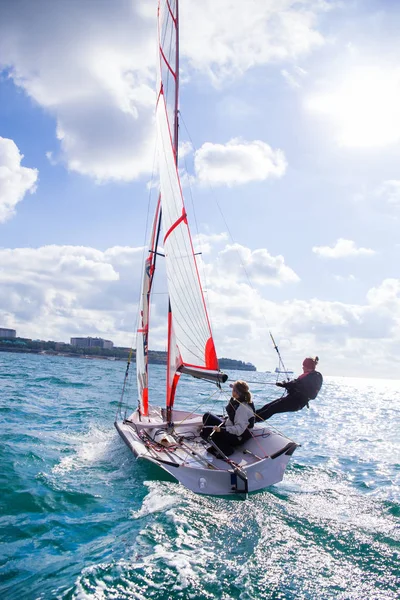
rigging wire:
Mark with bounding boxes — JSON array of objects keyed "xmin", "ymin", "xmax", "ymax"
[
  {"xmin": 172, "ymin": 387, "xmax": 224, "ymax": 428},
  {"xmin": 176, "ymin": 116, "xmax": 224, "ymax": 355},
  {"xmin": 180, "ymin": 143, "xmax": 218, "ymax": 346},
  {"xmin": 178, "ymin": 110, "xmax": 290, "ymax": 378},
  {"xmin": 117, "ymin": 132, "xmax": 159, "ymax": 416}
]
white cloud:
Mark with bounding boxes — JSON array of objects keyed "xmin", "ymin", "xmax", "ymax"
[
  {"xmin": 313, "ymin": 238, "xmax": 375, "ymax": 258},
  {"xmin": 0, "ymin": 137, "xmax": 38, "ymax": 223},
  {"xmin": 306, "ymin": 65, "xmax": 400, "ymax": 148},
  {"xmin": 0, "ymin": 245, "xmax": 141, "ymax": 344},
  {"xmin": 178, "ymin": 170, "xmax": 196, "ymax": 189},
  {"xmin": 45, "ymin": 151, "xmax": 57, "ymax": 166},
  {"xmin": 206, "ymin": 242, "xmax": 299, "ymax": 286},
  {"xmin": 0, "ymin": 238, "xmax": 299, "ymax": 350},
  {"xmin": 178, "ymin": 141, "xmax": 193, "ymax": 160},
  {"xmin": 177, "ymin": 141, "xmax": 196, "ymax": 189},
  {"xmin": 192, "ymin": 232, "xmax": 229, "ymax": 255},
  {"xmin": 281, "ymin": 65, "xmax": 307, "ymax": 88},
  {"xmin": 0, "ymin": 0, "xmax": 156, "ymax": 182},
  {"xmin": 1, "ymin": 246, "xmax": 118, "ymax": 281},
  {"xmin": 54, "ymin": 92, "xmax": 156, "ymax": 182},
  {"xmin": 181, "ymin": 0, "xmax": 325, "ymax": 84},
  {"xmin": 204, "ymin": 276, "xmax": 400, "ymax": 378},
  {"xmin": 203, "ymin": 277, "xmax": 400, "ymax": 378},
  {"xmin": 367, "ymin": 278, "xmax": 400, "ymax": 309},
  {"xmin": 195, "ymin": 139, "xmax": 287, "ymax": 186},
  {"xmin": 280, "ymin": 298, "xmax": 392, "ymax": 341},
  {"xmin": 1, "ymin": 243, "xmax": 400, "ymax": 378},
  {"xmin": 0, "ymin": 0, "xmax": 326, "ymax": 183},
  {"xmin": 334, "ymin": 274, "xmax": 356, "ymax": 282},
  {"xmin": 354, "ymin": 180, "xmax": 400, "ymax": 217},
  {"xmin": 376, "ymin": 180, "xmax": 400, "ymax": 207}
]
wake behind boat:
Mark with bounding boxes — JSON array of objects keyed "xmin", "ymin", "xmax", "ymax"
[{"xmin": 115, "ymin": 0, "xmax": 298, "ymax": 496}]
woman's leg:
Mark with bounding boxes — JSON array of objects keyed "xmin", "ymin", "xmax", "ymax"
[
  {"xmin": 202, "ymin": 413, "xmax": 223, "ymax": 426},
  {"xmin": 255, "ymin": 394, "xmax": 303, "ymax": 422},
  {"xmin": 209, "ymin": 430, "xmax": 240, "ymax": 456},
  {"xmin": 200, "ymin": 413, "xmax": 224, "ymax": 440}
]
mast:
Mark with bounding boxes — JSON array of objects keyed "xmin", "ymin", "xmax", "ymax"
[
  {"xmin": 158, "ymin": 0, "xmax": 181, "ymax": 415},
  {"xmin": 173, "ymin": 0, "xmax": 179, "ymax": 157}
]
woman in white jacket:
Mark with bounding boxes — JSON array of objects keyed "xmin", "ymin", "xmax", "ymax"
[{"xmin": 200, "ymin": 380, "xmax": 255, "ymax": 457}]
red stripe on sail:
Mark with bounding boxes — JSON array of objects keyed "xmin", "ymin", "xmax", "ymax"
[
  {"xmin": 205, "ymin": 337, "xmax": 218, "ymax": 370},
  {"xmin": 160, "ymin": 45, "xmax": 176, "ymax": 80},
  {"xmin": 163, "ymin": 208, "xmax": 187, "ymax": 243},
  {"xmin": 166, "ymin": 309, "xmax": 183, "ymax": 410},
  {"xmin": 167, "ymin": 372, "xmax": 180, "ymax": 409},
  {"xmin": 156, "ymin": 83, "xmax": 163, "ymax": 108},
  {"xmin": 142, "ymin": 387, "xmax": 149, "ymax": 417},
  {"xmin": 165, "ymin": 0, "xmax": 177, "ymax": 24}
]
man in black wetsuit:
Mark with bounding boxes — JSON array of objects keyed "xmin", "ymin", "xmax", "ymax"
[{"xmin": 255, "ymin": 357, "xmax": 323, "ymax": 422}]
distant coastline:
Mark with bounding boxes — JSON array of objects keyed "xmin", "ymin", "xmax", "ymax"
[{"xmin": 0, "ymin": 338, "xmax": 257, "ymax": 371}]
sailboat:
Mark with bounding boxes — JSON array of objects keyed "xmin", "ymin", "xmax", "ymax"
[
  {"xmin": 275, "ymin": 367, "xmax": 294, "ymax": 375},
  {"xmin": 115, "ymin": 0, "xmax": 298, "ymax": 496}
]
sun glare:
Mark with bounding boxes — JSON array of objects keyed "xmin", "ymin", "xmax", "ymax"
[{"xmin": 307, "ymin": 66, "xmax": 400, "ymax": 148}]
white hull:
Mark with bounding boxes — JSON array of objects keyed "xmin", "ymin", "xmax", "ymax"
[{"xmin": 115, "ymin": 406, "xmax": 298, "ymax": 496}]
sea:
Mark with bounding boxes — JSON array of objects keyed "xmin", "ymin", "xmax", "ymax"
[{"xmin": 0, "ymin": 351, "xmax": 399, "ymax": 600}]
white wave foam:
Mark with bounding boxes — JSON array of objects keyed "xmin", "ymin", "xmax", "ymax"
[
  {"xmin": 52, "ymin": 425, "xmax": 119, "ymax": 474},
  {"xmin": 130, "ymin": 481, "xmax": 178, "ymax": 518}
]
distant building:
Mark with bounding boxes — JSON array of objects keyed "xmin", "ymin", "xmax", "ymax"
[
  {"xmin": 0, "ymin": 328, "xmax": 16, "ymax": 338},
  {"xmin": 70, "ymin": 337, "xmax": 114, "ymax": 349}
]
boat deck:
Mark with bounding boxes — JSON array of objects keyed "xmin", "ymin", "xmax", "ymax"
[
  {"xmin": 121, "ymin": 408, "xmax": 294, "ymax": 469},
  {"xmin": 115, "ymin": 408, "xmax": 298, "ymax": 495}
]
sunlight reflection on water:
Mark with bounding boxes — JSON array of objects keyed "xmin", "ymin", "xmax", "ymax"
[{"xmin": 1, "ymin": 355, "xmax": 399, "ymax": 599}]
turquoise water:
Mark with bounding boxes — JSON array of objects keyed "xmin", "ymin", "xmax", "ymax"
[{"xmin": 0, "ymin": 352, "xmax": 399, "ymax": 599}]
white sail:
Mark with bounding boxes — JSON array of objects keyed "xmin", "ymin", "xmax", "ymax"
[
  {"xmin": 156, "ymin": 0, "xmax": 220, "ymax": 408},
  {"xmin": 136, "ymin": 197, "xmax": 161, "ymax": 416}
]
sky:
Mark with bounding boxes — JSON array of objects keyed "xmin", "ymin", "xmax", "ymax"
[{"xmin": 1, "ymin": 0, "xmax": 400, "ymax": 379}]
